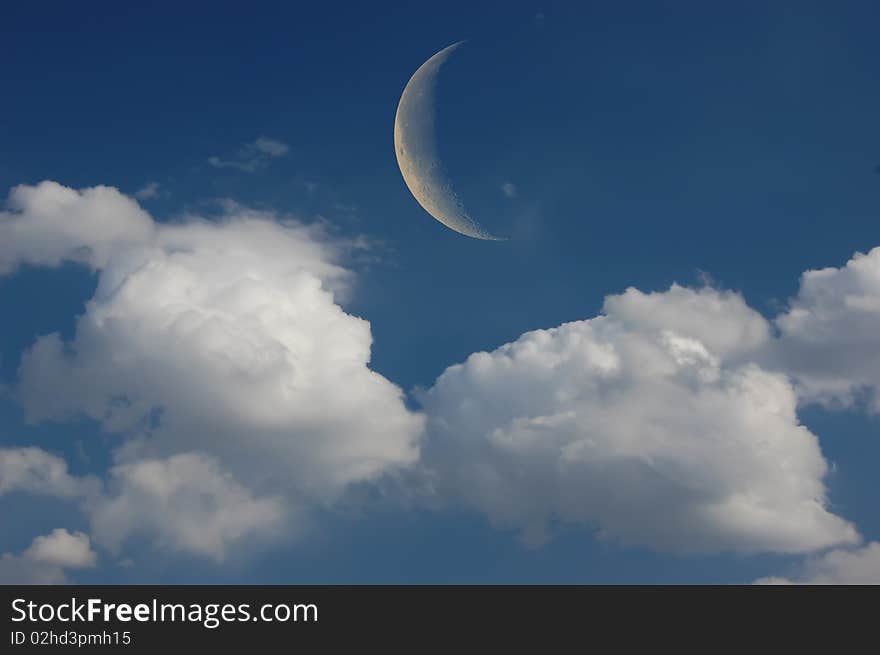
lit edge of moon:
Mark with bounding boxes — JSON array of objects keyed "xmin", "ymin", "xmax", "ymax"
[{"xmin": 394, "ymin": 41, "xmax": 505, "ymax": 241}]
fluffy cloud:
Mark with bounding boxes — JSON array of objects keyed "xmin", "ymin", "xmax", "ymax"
[
  {"xmin": 4, "ymin": 181, "xmax": 424, "ymax": 559},
  {"xmin": 420, "ymin": 286, "xmax": 858, "ymax": 553},
  {"xmin": 91, "ymin": 453, "xmax": 285, "ymax": 561},
  {"xmin": 756, "ymin": 542, "xmax": 880, "ymax": 584},
  {"xmin": 1, "ymin": 446, "xmax": 275, "ymax": 562},
  {"xmin": 0, "ymin": 447, "xmax": 98, "ymax": 500},
  {"xmin": 25, "ymin": 528, "xmax": 97, "ymax": 568},
  {"xmin": 605, "ymin": 284, "xmax": 770, "ymax": 360},
  {"xmin": 774, "ymin": 247, "xmax": 880, "ymax": 412},
  {"xmin": 17, "ymin": 209, "xmax": 423, "ymax": 503},
  {"xmin": 0, "ymin": 529, "xmax": 96, "ymax": 584},
  {"xmin": 0, "ymin": 181, "xmax": 155, "ymax": 274},
  {"xmin": 3, "ymin": 178, "xmax": 877, "ymax": 571}
]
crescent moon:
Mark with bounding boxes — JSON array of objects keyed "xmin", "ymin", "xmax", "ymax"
[{"xmin": 394, "ymin": 41, "xmax": 502, "ymax": 240}]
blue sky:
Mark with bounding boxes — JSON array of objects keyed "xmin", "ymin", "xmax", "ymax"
[{"xmin": 1, "ymin": 1, "xmax": 879, "ymax": 584}]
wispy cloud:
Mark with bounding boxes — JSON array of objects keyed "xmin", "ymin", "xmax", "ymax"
[
  {"xmin": 209, "ymin": 136, "xmax": 290, "ymax": 173},
  {"xmin": 133, "ymin": 181, "xmax": 161, "ymax": 200},
  {"xmin": 501, "ymin": 181, "xmax": 517, "ymax": 198}
]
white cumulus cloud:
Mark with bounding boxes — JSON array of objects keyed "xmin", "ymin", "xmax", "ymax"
[
  {"xmin": 3, "ymin": 181, "xmax": 424, "ymax": 560},
  {"xmin": 25, "ymin": 528, "xmax": 97, "ymax": 568},
  {"xmin": 0, "ymin": 529, "xmax": 96, "ymax": 584},
  {"xmin": 420, "ymin": 285, "xmax": 858, "ymax": 553},
  {"xmin": 90, "ymin": 453, "xmax": 285, "ymax": 561},
  {"xmin": 774, "ymin": 246, "xmax": 880, "ymax": 413},
  {"xmin": 605, "ymin": 284, "xmax": 771, "ymax": 359},
  {"xmin": 0, "ymin": 181, "xmax": 155, "ymax": 274},
  {"xmin": 3, "ymin": 178, "xmax": 878, "ymax": 571},
  {"xmin": 0, "ymin": 447, "xmax": 98, "ymax": 500},
  {"xmin": 1, "ymin": 447, "xmax": 276, "ymax": 562}
]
